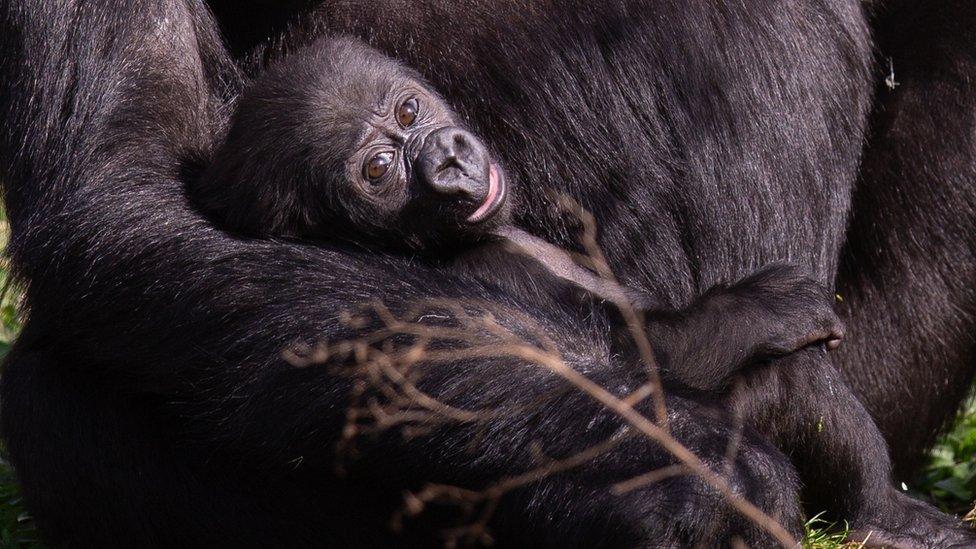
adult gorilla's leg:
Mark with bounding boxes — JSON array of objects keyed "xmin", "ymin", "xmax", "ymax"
[
  {"xmin": 0, "ymin": 0, "xmax": 804, "ymax": 545},
  {"xmin": 834, "ymin": 0, "xmax": 976, "ymax": 477},
  {"xmin": 728, "ymin": 348, "xmax": 976, "ymax": 547},
  {"xmin": 2, "ymin": 336, "xmax": 807, "ymax": 546},
  {"xmin": 0, "ymin": 332, "xmax": 351, "ymax": 546}
]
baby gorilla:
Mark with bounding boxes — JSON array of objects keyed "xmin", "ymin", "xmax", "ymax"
[
  {"xmin": 197, "ymin": 38, "xmax": 510, "ymax": 251},
  {"xmin": 193, "ymin": 36, "xmax": 839, "ymax": 386},
  {"xmin": 194, "ymin": 36, "xmax": 962, "ymax": 544}
]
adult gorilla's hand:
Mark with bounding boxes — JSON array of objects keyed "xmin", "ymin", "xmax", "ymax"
[{"xmin": 0, "ymin": 0, "xmax": 803, "ymax": 546}]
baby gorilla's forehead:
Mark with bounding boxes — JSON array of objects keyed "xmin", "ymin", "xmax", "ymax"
[
  {"xmin": 305, "ymin": 37, "xmax": 455, "ymax": 144},
  {"xmin": 315, "ymin": 40, "xmax": 438, "ymax": 114},
  {"xmin": 322, "ymin": 77, "xmax": 408, "ymax": 125},
  {"xmin": 308, "ymin": 75, "xmax": 420, "ymax": 150},
  {"xmin": 318, "ymin": 42, "xmax": 409, "ymax": 105}
]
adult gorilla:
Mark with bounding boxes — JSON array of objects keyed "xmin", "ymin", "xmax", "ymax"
[
  {"xmin": 0, "ymin": 2, "xmax": 973, "ymax": 549},
  {"xmin": 0, "ymin": 1, "xmax": 815, "ymax": 546}
]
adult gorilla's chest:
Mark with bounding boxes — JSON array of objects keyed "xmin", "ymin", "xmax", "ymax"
[{"xmin": 317, "ymin": 0, "xmax": 873, "ymax": 306}]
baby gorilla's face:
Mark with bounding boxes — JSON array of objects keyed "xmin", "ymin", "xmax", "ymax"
[
  {"xmin": 304, "ymin": 38, "xmax": 512, "ymax": 250},
  {"xmin": 200, "ymin": 37, "xmax": 512, "ymax": 252}
]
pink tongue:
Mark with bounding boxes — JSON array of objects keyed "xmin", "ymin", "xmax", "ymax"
[{"xmin": 466, "ymin": 165, "xmax": 499, "ymax": 222}]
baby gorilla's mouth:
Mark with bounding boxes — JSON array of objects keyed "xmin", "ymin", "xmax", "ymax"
[{"xmin": 466, "ymin": 164, "xmax": 507, "ymax": 224}]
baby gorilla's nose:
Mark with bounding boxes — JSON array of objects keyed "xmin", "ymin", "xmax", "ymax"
[{"xmin": 417, "ymin": 126, "xmax": 490, "ymax": 201}]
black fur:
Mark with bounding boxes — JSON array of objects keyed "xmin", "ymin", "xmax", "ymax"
[
  {"xmin": 202, "ymin": 37, "xmax": 949, "ymax": 537},
  {"xmin": 833, "ymin": 0, "xmax": 976, "ymax": 478},
  {"xmin": 0, "ymin": 0, "xmax": 974, "ymax": 547},
  {"xmin": 0, "ymin": 2, "xmax": 807, "ymax": 545},
  {"xmin": 224, "ymin": 0, "xmax": 976, "ymax": 540}
]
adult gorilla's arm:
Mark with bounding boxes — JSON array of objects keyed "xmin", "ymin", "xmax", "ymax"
[{"xmin": 0, "ymin": 0, "xmax": 801, "ymax": 545}]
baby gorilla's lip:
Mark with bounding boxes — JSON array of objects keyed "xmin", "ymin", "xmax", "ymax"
[{"xmin": 466, "ymin": 164, "xmax": 506, "ymax": 224}]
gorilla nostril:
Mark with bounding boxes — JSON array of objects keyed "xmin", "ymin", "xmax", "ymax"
[
  {"xmin": 435, "ymin": 156, "xmax": 462, "ymax": 175},
  {"xmin": 419, "ymin": 126, "xmax": 490, "ymax": 200}
]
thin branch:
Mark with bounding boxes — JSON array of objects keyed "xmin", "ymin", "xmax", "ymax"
[
  {"xmin": 559, "ymin": 195, "xmax": 670, "ymax": 432},
  {"xmin": 612, "ymin": 464, "xmax": 689, "ymax": 495}
]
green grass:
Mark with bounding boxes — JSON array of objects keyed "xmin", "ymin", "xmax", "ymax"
[
  {"xmin": 0, "ymin": 213, "xmax": 970, "ymax": 545},
  {"xmin": 802, "ymin": 513, "xmax": 860, "ymax": 549},
  {"xmin": 0, "ymin": 217, "xmax": 41, "ymax": 547},
  {"xmin": 915, "ymin": 398, "xmax": 976, "ymax": 515}
]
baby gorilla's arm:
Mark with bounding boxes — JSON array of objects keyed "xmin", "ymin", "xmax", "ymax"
[
  {"xmin": 494, "ymin": 228, "xmax": 842, "ymax": 392},
  {"xmin": 491, "ymin": 226, "xmax": 642, "ymax": 304}
]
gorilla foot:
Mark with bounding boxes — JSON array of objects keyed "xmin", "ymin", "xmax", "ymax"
[{"xmin": 849, "ymin": 492, "xmax": 976, "ymax": 549}]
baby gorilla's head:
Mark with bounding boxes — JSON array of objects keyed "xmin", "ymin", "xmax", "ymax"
[{"xmin": 197, "ymin": 36, "xmax": 511, "ymax": 251}]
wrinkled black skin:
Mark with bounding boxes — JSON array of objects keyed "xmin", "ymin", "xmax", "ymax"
[{"xmin": 0, "ymin": 1, "xmax": 974, "ymax": 548}]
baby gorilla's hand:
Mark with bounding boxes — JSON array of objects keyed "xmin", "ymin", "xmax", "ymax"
[
  {"xmin": 649, "ymin": 263, "xmax": 843, "ymax": 392},
  {"xmin": 724, "ymin": 264, "xmax": 845, "ymax": 359}
]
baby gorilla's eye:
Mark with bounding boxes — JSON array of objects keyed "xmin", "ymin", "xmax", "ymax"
[
  {"xmin": 396, "ymin": 97, "xmax": 419, "ymax": 127},
  {"xmin": 363, "ymin": 151, "xmax": 394, "ymax": 183}
]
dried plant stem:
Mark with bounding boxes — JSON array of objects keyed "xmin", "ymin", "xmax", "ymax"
[{"xmin": 564, "ymin": 197, "xmax": 670, "ymax": 432}]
